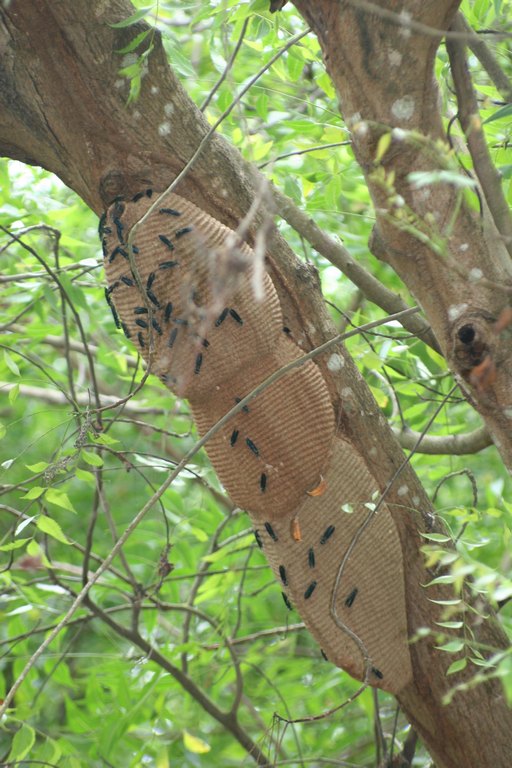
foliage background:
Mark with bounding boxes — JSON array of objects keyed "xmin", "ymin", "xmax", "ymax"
[{"xmin": 0, "ymin": 0, "xmax": 511, "ymax": 765}]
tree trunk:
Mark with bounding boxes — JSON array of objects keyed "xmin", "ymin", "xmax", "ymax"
[{"xmin": 0, "ymin": 2, "xmax": 510, "ymax": 767}]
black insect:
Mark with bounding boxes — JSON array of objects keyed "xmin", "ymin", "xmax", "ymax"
[
  {"xmin": 146, "ymin": 272, "xmax": 156, "ymax": 290},
  {"xmin": 121, "ymin": 322, "xmax": 131, "ymax": 338},
  {"xmin": 234, "ymin": 397, "xmax": 249, "ymax": 414},
  {"xmin": 229, "ymin": 308, "xmax": 243, "ymax": 325},
  {"xmin": 121, "ymin": 276, "xmax": 134, "ymax": 287},
  {"xmin": 260, "ymin": 473, "xmax": 267, "ymax": 493},
  {"xmin": 308, "ymin": 548, "xmax": 315, "ymax": 568},
  {"xmin": 201, "ymin": 338, "xmax": 210, "ymax": 348},
  {"xmin": 320, "ymin": 525, "xmax": 335, "ymax": 545},
  {"xmin": 98, "ymin": 212, "xmax": 106, "ymax": 238},
  {"xmin": 147, "ymin": 290, "xmax": 160, "ymax": 308},
  {"xmin": 159, "ymin": 234, "xmax": 175, "ymax": 251},
  {"xmin": 159, "ymin": 260, "xmax": 178, "ymax": 269},
  {"xmin": 109, "ymin": 245, "xmax": 128, "ymax": 263},
  {"xmin": 246, "ymin": 438, "xmax": 259, "ymax": 456},
  {"xmin": 283, "ymin": 326, "xmax": 291, "ymax": 335},
  {"xmin": 372, "ymin": 667, "xmax": 384, "ymax": 680},
  {"xmin": 135, "ymin": 318, "xmax": 148, "ymax": 329},
  {"xmin": 264, "ymin": 522, "xmax": 278, "ymax": 541},
  {"xmin": 194, "ymin": 353, "xmax": 203, "ymax": 374},
  {"xmin": 345, "ymin": 588, "xmax": 358, "ymax": 608},
  {"xmin": 304, "ymin": 581, "xmax": 317, "ymax": 600},
  {"xmin": 254, "ymin": 529, "xmax": 263, "ymax": 549},
  {"xmin": 107, "ymin": 300, "xmax": 121, "ymax": 329},
  {"xmin": 137, "ymin": 331, "xmax": 145, "ymax": 348},
  {"xmin": 282, "ymin": 592, "xmax": 292, "ymax": 611},
  {"xmin": 132, "ymin": 191, "xmax": 145, "ymax": 203},
  {"xmin": 134, "ymin": 307, "xmax": 148, "ymax": 315},
  {"xmin": 230, "ymin": 430, "xmax": 239, "ymax": 447},
  {"xmin": 167, "ymin": 328, "xmax": 178, "ymax": 348},
  {"xmin": 175, "ymin": 226, "xmax": 193, "ymax": 238},
  {"xmin": 164, "ymin": 302, "xmax": 173, "ymax": 322},
  {"xmin": 159, "ymin": 207, "xmax": 181, "ymax": 216},
  {"xmin": 132, "ymin": 245, "xmax": 139, "ymax": 254},
  {"xmin": 145, "ymin": 188, "xmax": 153, "ymax": 198},
  {"xmin": 151, "ymin": 318, "xmax": 163, "ymax": 335},
  {"xmin": 113, "ymin": 216, "xmax": 124, "ymax": 243},
  {"xmin": 278, "ymin": 565, "xmax": 287, "ymax": 586},
  {"xmin": 215, "ymin": 308, "xmax": 229, "ymax": 327}
]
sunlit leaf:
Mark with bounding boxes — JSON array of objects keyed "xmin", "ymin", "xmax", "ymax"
[
  {"xmin": 36, "ymin": 515, "xmax": 70, "ymax": 544},
  {"xmin": 183, "ymin": 730, "xmax": 211, "ymax": 754}
]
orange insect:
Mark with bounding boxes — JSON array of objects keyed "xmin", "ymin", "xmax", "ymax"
[
  {"xmin": 306, "ymin": 475, "xmax": 327, "ymax": 497},
  {"xmin": 291, "ymin": 517, "xmax": 302, "ymax": 542}
]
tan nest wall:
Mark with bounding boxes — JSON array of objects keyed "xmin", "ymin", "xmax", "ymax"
[{"xmin": 102, "ymin": 189, "xmax": 412, "ymax": 694}]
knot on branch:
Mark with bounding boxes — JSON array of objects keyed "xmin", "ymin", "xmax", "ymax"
[{"xmin": 452, "ymin": 312, "xmax": 497, "ymax": 370}]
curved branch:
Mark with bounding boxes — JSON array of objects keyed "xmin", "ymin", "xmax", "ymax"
[{"xmin": 393, "ymin": 425, "xmax": 491, "ymax": 455}]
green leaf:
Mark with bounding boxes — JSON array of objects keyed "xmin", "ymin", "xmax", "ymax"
[
  {"xmin": 8, "ymin": 723, "xmax": 36, "ymax": 762},
  {"xmin": 8, "ymin": 383, "xmax": 19, "ymax": 404},
  {"xmin": 375, "ymin": 132, "xmax": 391, "ymax": 163},
  {"xmin": 109, "ymin": 6, "xmax": 154, "ymax": 28},
  {"xmin": 75, "ymin": 467, "xmax": 96, "ymax": 483},
  {"xmin": 183, "ymin": 730, "xmax": 211, "ymax": 754},
  {"xmin": 420, "ymin": 532, "xmax": 452, "ymax": 543},
  {"xmin": 116, "ymin": 29, "xmax": 152, "ymax": 54},
  {"xmin": 93, "ymin": 432, "xmax": 119, "ymax": 447},
  {"xmin": 81, "ymin": 449, "xmax": 104, "ymax": 467},
  {"xmin": 4, "ymin": 350, "xmax": 20, "ymax": 376},
  {"xmin": 26, "ymin": 461, "xmax": 50, "ymax": 472},
  {"xmin": 436, "ymin": 639, "xmax": 465, "ymax": 653},
  {"xmin": 447, "ymin": 658, "xmax": 468, "ymax": 675},
  {"xmin": 0, "ymin": 422, "xmax": 6, "ymax": 440},
  {"xmin": 0, "ymin": 538, "xmax": 30, "ymax": 552},
  {"xmin": 46, "ymin": 488, "xmax": 77, "ymax": 513},
  {"xmin": 22, "ymin": 486, "xmax": 46, "ymax": 500},
  {"xmin": 483, "ymin": 103, "xmax": 512, "ymax": 124},
  {"xmin": 36, "ymin": 515, "xmax": 70, "ymax": 544}
]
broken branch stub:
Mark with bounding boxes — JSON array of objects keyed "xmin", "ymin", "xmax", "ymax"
[{"xmin": 102, "ymin": 190, "xmax": 412, "ymax": 694}]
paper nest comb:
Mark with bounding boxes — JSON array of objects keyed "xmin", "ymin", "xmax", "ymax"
[{"xmin": 101, "ymin": 189, "xmax": 412, "ymax": 694}]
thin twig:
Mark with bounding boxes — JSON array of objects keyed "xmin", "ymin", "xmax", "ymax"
[{"xmin": 200, "ymin": 18, "xmax": 250, "ymax": 112}]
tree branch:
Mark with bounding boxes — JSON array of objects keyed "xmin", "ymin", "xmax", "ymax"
[
  {"xmin": 393, "ymin": 424, "xmax": 491, "ymax": 455},
  {"xmin": 447, "ymin": 15, "xmax": 512, "ymax": 260},
  {"xmin": 457, "ymin": 13, "xmax": 512, "ymax": 102},
  {"xmin": 271, "ymin": 187, "xmax": 440, "ymax": 351}
]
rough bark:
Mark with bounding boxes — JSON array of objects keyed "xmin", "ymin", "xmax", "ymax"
[{"xmin": 0, "ymin": 2, "xmax": 510, "ymax": 767}]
